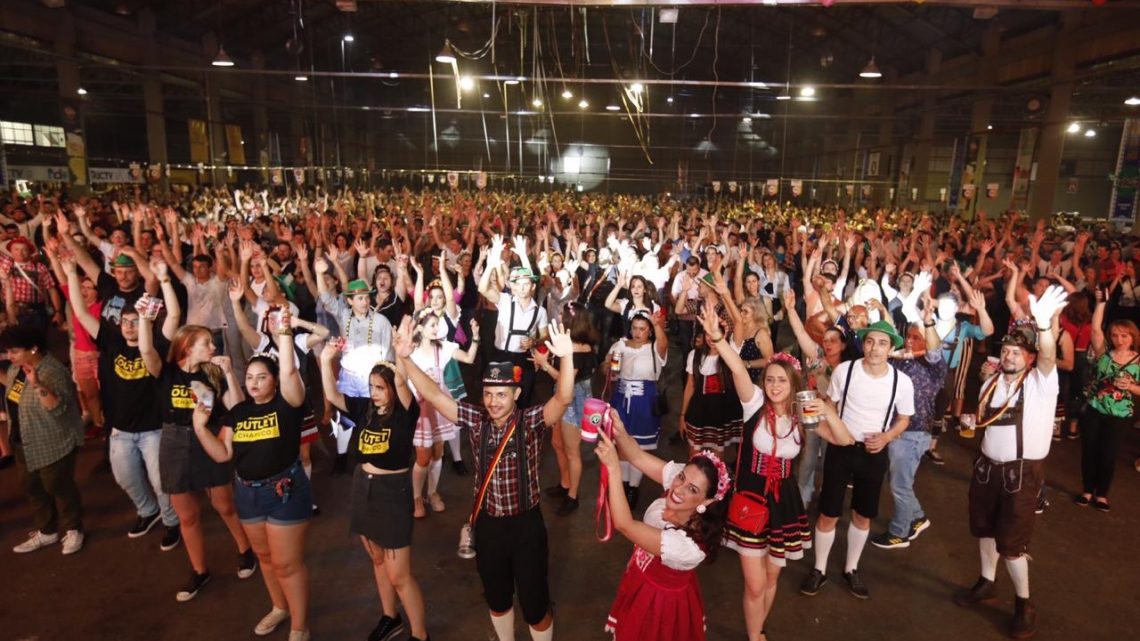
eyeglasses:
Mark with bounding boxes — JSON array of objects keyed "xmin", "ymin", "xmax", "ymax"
[{"xmin": 121, "ymin": 318, "xmax": 140, "ymax": 327}]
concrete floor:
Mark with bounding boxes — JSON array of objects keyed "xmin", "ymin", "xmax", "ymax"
[{"xmin": 3, "ymin": 348, "xmax": 1139, "ymax": 641}]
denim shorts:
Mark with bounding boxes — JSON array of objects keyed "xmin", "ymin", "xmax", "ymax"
[
  {"xmin": 562, "ymin": 379, "xmax": 593, "ymax": 426},
  {"xmin": 233, "ymin": 460, "xmax": 312, "ymax": 526}
]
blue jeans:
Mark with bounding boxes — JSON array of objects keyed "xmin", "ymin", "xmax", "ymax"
[
  {"xmin": 797, "ymin": 428, "xmax": 827, "ymax": 505},
  {"xmin": 887, "ymin": 431, "xmax": 931, "ymax": 538},
  {"xmin": 109, "ymin": 429, "xmax": 179, "ymax": 527}
]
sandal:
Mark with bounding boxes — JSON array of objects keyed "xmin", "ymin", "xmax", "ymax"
[
  {"xmin": 1093, "ymin": 499, "xmax": 1111, "ymax": 513},
  {"xmin": 428, "ymin": 493, "xmax": 446, "ymax": 513},
  {"xmin": 413, "ymin": 497, "xmax": 427, "ymax": 519},
  {"xmin": 1073, "ymin": 493, "xmax": 1092, "ymax": 507}
]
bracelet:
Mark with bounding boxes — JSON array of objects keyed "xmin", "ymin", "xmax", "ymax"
[
  {"xmin": 924, "ymin": 321, "xmax": 935, "ymax": 327},
  {"xmin": 710, "ymin": 334, "xmax": 725, "ymax": 343},
  {"xmin": 1037, "ymin": 325, "xmax": 1050, "ymax": 332}
]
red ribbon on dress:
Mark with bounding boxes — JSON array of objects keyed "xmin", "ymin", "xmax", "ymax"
[{"xmin": 595, "ymin": 411, "xmax": 615, "ymax": 542}]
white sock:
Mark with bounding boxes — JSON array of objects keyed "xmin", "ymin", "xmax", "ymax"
[
  {"xmin": 620, "ymin": 461, "xmax": 631, "ymax": 484},
  {"xmin": 529, "ymin": 623, "xmax": 553, "ymax": 641},
  {"xmin": 813, "ymin": 527, "xmax": 835, "ymax": 574},
  {"xmin": 428, "ymin": 458, "xmax": 443, "ymax": 496},
  {"xmin": 412, "ymin": 463, "xmax": 429, "ymax": 499},
  {"xmin": 490, "ymin": 609, "xmax": 516, "ymax": 641},
  {"xmin": 845, "ymin": 523, "xmax": 869, "ymax": 573},
  {"xmin": 1004, "ymin": 556, "xmax": 1030, "ymax": 598},
  {"xmin": 980, "ymin": 537, "xmax": 1000, "ymax": 581},
  {"xmin": 628, "ymin": 467, "xmax": 645, "ymax": 488},
  {"xmin": 447, "ymin": 435, "xmax": 463, "ymax": 462},
  {"xmin": 303, "ymin": 463, "xmax": 312, "ymax": 479}
]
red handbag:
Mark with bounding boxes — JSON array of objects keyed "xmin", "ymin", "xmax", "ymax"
[{"xmin": 727, "ymin": 410, "xmax": 776, "ymax": 535}]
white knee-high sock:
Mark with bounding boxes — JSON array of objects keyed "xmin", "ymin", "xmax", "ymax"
[
  {"xmin": 628, "ymin": 467, "xmax": 645, "ymax": 487},
  {"xmin": 447, "ymin": 434, "xmax": 463, "ymax": 461},
  {"xmin": 845, "ymin": 523, "xmax": 869, "ymax": 573},
  {"xmin": 303, "ymin": 463, "xmax": 312, "ymax": 479},
  {"xmin": 620, "ymin": 461, "xmax": 631, "ymax": 483},
  {"xmin": 490, "ymin": 609, "xmax": 516, "ymax": 641},
  {"xmin": 980, "ymin": 537, "xmax": 1000, "ymax": 581},
  {"xmin": 334, "ymin": 420, "xmax": 353, "ymax": 455},
  {"xmin": 813, "ymin": 528, "xmax": 835, "ymax": 574},
  {"xmin": 1004, "ymin": 556, "xmax": 1030, "ymax": 598},
  {"xmin": 428, "ymin": 458, "xmax": 443, "ymax": 495},
  {"xmin": 412, "ymin": 463, "xmax": 429, "ymax": 499},
  {"xmin": 529, "ymin": 623, "xmax": 553, "ymax": 641}
]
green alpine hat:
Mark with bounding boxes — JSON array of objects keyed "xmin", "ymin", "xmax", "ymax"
[
  {"xmin": 856, "ymin": 319, "xmax": 904, "ymax": 350},
  {"xmin": 342, "ymin": 279, "xmax": 373, "ymax": 297}
]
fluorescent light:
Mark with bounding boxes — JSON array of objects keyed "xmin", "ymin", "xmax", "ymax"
[
  {"xmin": 561, "ymin": 88, "xmax": 573, "ymax": 99},
  {"xmin": 606, "ymin": 104, "xmax": 620, "ymax": 111},
  {"xmin": 689, "ymin": 113, "xmax": 700, "ymax": 118},
  {"xmin": 76, "ymin": 87, "xmax": 87, "ymax": 95},
  {"xmin": 459, "ymin": 76, "xmax": 475, "ymax": 91},
  {"xmin": 389, "ymin": 72, "xmax": 399, "ymax": 79},
  {"xmin": 483, "ymin": 92, "xmax": 491, "ymax": 99},
  {"xmin": 776, "ymin": 93, "xmax": 791, "ymax": 101},
  {"xmin": 630, "ymin": 82, "xmax": 644, "ymax": 94},
  {"xmin": 1084, "ymin": 129, "xmax": 1096, "ymax": 138},
  {"xmin": 859, "ymin": 58, "xmax": 882, "ymax": 79},
  {"xmin": 1126, "ymin": 96, "xmax": 1140, "ymax": 106},
  {"xmin": 294, "ymin": 75, "xmax": 308, "ymax": 82},
  {"xmin": 659, "ymin": 8, "xmax": 679, "ymax": 23},
  {"xmin": 408, "ymin": 106, "xmax": 430, "ymax": 113},
  {"xmin": 1067, "ymin": 122, "xmax": 1081, "ymax": 133},
  {"xmin": 532, "ymin": 98, "xmax": 543, "ymax": 108},
  {"xmin": 578, "ymin": 99, "xmax": 589, "ymax": 109},
  {"xmin": 800, "ymin": 86, "xmax": 816, "ymax": 97},
  {"xmin": 212, "ymin": 46, "xmax": 234, "ymax": 67},
  {"xmin": 343, "ymin": 34, "xmax": 355, "ymax": 43},
  {"xmin": 754, "ymin": 113, "xmax": 771, "ymax": 119},
  {"xmin": 750, "ymin": 82, "xmax": 768, "ymax": 89},
  {"xmin": 504, "ymin": 78, "xmax": 520, "ymax": 86}
]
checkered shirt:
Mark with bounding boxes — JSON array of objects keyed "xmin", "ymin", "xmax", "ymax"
[
  {"xmin": 458, "ymin": 401, "xmax": 548, "ymax": 518},
  {"xmin": 0, "ymin": 255, "xmax": 55, "ymax": 306}
]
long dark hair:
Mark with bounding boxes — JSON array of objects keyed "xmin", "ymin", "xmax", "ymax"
[
  {"xmin": 679, "ymin": 455, "xmax": 730, "ymax": 563},
  {"xmin": 693, "ymin": 332, "xmax": 731, "ymax": 390},
  {"xmin": 365, "ymin": 363, "xmax": 399, "ymax": 425}
]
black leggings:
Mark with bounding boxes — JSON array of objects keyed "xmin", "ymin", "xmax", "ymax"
[{"xmin": 1080, "ymin": 410, "xmax": 1132, "ymax": 497}]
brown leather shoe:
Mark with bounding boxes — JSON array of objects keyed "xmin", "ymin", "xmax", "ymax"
[
  {"xmin": 1010, "ymin": 597, "xmax": 1037, "ymax": 638},
  {"xmin": 954, "ymin": 576, "xmax": 998, "ymax": 606}
]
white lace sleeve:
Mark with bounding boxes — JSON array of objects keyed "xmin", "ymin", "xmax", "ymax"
[{"xmin": 660, "ymin": 528, "xmax": 706, "ymax": 571}]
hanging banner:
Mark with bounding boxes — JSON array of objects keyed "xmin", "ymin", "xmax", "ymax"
[
  {"xmin": 860, "ymin": 184, "xmax": 872, "ymax": 200},
  {"xmin": 911, "ymin": 187, "xmax": 919, "ymax": 201},
  {"xmin": 188, "ymin": 119, "xmax": 209, "ymax": 164},
  {"xmin": 225, "ymin": 124, "xmax": 245, "ymax": 165},
  {"xmin": 61, "ymin": 99, "xmax": 87, "ymax": 187},
  {"xmin": 728, "ymin": 181, "xmax": 738, "ymax": 194},
  {"xmin": 791, "ymin": 179, "xmax": 803, "ymax": 197},
  {"xmin": 766, "ymin": 179, "xmax": 778, "ymax": 196},
  {"xmin": 939, "ymin": 187, "xmax": 948, "ymax": 203},
  {"xmin": 147, "ymin": 163, "xmax": 162, "ymax": 183},
  {"xmin": 447, "ymin": 172, "xmax": 459, "ymax": 189},
  {"xmin": 1109, "ymin": 118, "xmax": 1140, "ymax": 222},
  {"xmin": 6, "ymin": 165, "xmax": 70, "ymax": 182},
  {"xmin": 270, "ymin": 169, "xmax": 283, "ymax": 186},
  {"xmin": 845, "ymin": 184, "xmax": 855, "ymax": 197},
  {"xmin": 986, "ymin": 183, "xmax": 1000, "ymax": 199},
  {"xmin": 1067, "ymin": 178, "xmax": 1079, "ymax": 194},
  {"xmin": 712, "ymin": 180, "xmax": 721, "ymax": 193},
  {"xmin": 962, "ymin": 184, "xmax": 977, "ymax": 203},
  {"xmin": 867, "ymin": 151, "xmax": 881, "ymax": 176},
  {"xmin": 1011, "ymin": 127, "xmax": 1038, "ymax": 210},
  {"xmin": 293, "ymin": 168, "xmax": 305, "ymax": 185},
  {"xmin": 88, "ymin": 167, "xmax": 144, "ymax": 184},
  {"xmin": 476, "ymin": 171, "xmax": 487, "ymax": 189}
]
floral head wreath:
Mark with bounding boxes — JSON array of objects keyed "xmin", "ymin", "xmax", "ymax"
[
  {"xmin": 374, "ymin": 360, "xmax": 398, "ymax": 374},
  {"xmin": 696, "ymin": 449, "xmax": 733, "ymax": 502},
  {"xmin": 768, "ymin": 351, "xmax": 802, "ymax": 374}
]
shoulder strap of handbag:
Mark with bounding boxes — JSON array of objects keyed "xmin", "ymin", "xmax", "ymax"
[
  {"xmin": 469, "ymin": 411, "xmax": 519, "ymax": 525},
  {"xmin": 733, "ymin": 400, "xmax": 778, "ymax": 484},
  {"xmin": 1091, "ymin": 352, "xmax": 1140, "ymax": 386},
  {"xmin": 13, "ymin": 262, "xmax": 43, "ymax": 296}
]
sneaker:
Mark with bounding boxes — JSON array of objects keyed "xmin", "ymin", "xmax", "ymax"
[
  {"xmin": 368, "ymin": 613, "xmax": 406, "ymax": 641},
  {"xmin": 128, "ymin": 513, "xmax": 161, "ymax": 539},
  {"xmin": 799, "ymin": 569, "xmax": 827, "ymax": 596},
  {"xmin": 842, "ymin": 569, "xmax": 870, "ymax": 599},
  {"xmin": 160, "ymin": 526, "xmax": 182, "ymax": 552},
  {"xmin": 544, "ymin": 484, "xmax": 569, "ymax": 499},
  {"xmin": 1035, "ymin": 494, "xmax": 1050, "ymax": 514},
  {"xmin": 238, "ymin": 548, "xmax": 259, "ymax": 579},
  {"xmin": 557, "ymin": 496, "xmax": 580, "ymax": 516},
  {"xmin": 870, "ymin": 531, "xmax": 910, "ymax": 549},
  {"xmin": 176, "ymin": 571, "xmax": 211, "ymax": 602},
  {"xmin": 61, "ymin": 530, "xmax": 84, "ymax": 555},
  {"xmin": 954, "ymin": 576, "xmax": 997, "ymax": 607},
  {"xmin": 1011, "ymin": 597, "xmax": 1037, "ymax": 639},
  {"xmin": 908, "ymin": 517, "xmax": 931, "ymax": 540},
  {"xmin": 254, "ymin": 607, "xmax": 290, "ymax": 636},
  {"xmin": 452, "ymin": 460, "xmax": 469, "ymax": 476},
  {"xmin": 925, "ymin": 450, "xmax": 945, "ymax": 465},
  {"xmin": 12, "ymin": 530, "xmax": 59, "ymax": 553}
]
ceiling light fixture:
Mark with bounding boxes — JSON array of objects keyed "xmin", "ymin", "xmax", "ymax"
[
  {"xmin": 630, "ymin": 82, "xmax": 644, "ymax": 94},
  {"xmin": 800, "ymin": 86, "xmax": 816, "ymax": 97},
  {"xmin": 859, "ymin": 58, "xmax": 882, "ymax": 79},
  {"xmin": 1126, "ymin": 96, "xmax": 1140, "ymax": 106},
  {"xmin": 504, "ymin": 77, "xmax": 520, "ymax": 86},
  {"xmin": 77, "ymin": 87, "xmax": 87, "ymax": 95},
  {"xmin": 742, "ymin": 116, "xmax": 752, "ymax": 124},
  {"xmin": 690, "ymin": 113, "xmax": 700, "ymax": 118},
  {"xmin": 483, "ymin": 92, "xmax": 491, "ymax": 98},
  {"xmin": 435, "ymin": 41, "xmax": 456, "ymax": 64},
  {"xmin": 986, "ymin": 124, "xmax": 993, "ymax": 130},
  {"xmin": 1084, "ymin": 129, "xmax": 1097, "ymax": 138},
  {"xmin": 1067, "ymin": 122, "xmax": 1082, "ymax": 134},
  {"xmin": 776, "ymin": 92, "xmax": 791, "ymax": 101},
  {"xmin": 578, "ymin": 99, "xmax": 589, "ymax": 109},
  {"xmin": 666, "ymin": 96, "xmax": 674, "ymax": 104},
  {"xmin": 211, "ymin": 46, "xmax": 235, "ymax": 67},
  {"xmin": 561, "ymin": 88, "xmax": 573, "ymax": 99},
  {"xmin": 459, "ymin": 75, "xmax": 475, "ymax": 91},
  {"xmin": 342, "ymin": 34, "xmax": 355, "ymax": 43},
  {"xmin": 532, "ymin": 97, "xmax": 543, "ymax": 108},
  {"xmin": 388, "ymin": 72, "xmax": 399, "ymax": 79},
  {"xmin": 606, "ymin": 103, "xmax": 620, "ymax": 111},
  {"xmin": 294, "ymin": 74, "xmax": 308, "ymax": 82}
]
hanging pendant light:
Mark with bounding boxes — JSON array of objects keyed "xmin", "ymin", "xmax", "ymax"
[
  {"xmin": 212, "ymin": 46, "xmax": 235, "ymax": 67},
  {"xmin": 435, "ymin": 41, "xmax": 456, "ymax": 64},
  {"xmin": 859, "ymin": 57, "xmax": 882, "ymax": 79}
]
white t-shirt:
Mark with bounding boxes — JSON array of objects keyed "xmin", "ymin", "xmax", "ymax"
[
  {"xmin": 493, "ymin": 296, "xmax": 549, "ymax": 353},
  {"xmin": 608, "ymin": 340, "xmax": 666, "ymax": 381},
  {"xmin": 670, "ymin": 269, "xmax": 707, "ymax": 302},
  {"xmin": 739, "ymin": 384, "xmax": 802, "ymax": 459},
  {"xmin": 827, "ymin": 360, "xmax": 915, "ymax": 443},
  {"xmin": 407, "ymin": 341, "xmax": 460, "ymax": 400},
  {"xmin": 643, "ymin": 461, "xmax": 707, "ymax": 571},
  {"xmin": 182, "ymin": 274, "xmax": 227, "ymax": 329},
  {"xmin": 980, "ymin": 367, "xmax": 1058, "ymax": 463}
]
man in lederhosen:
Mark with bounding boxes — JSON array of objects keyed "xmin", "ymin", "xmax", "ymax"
[
  {"xmin": 954, "ymin": 285, "xmax": 1068, "ymax": 640},
  {"xmin": 478, "ymin": 235, "xmax": 548, "ymax": 407},
  {"xmin": 400, "ymin": 320, "xmax": 576, "ymax": 641}
]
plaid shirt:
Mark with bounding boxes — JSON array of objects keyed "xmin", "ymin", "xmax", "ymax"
[
  {"xmin": 0, "ymin": 255, "xmax": 55, "ymax": 306},
  {"xmin": 459, "ymin": 401, "xmax": 548, "ymax": 517},
  {"xmin": 6, "ymin": 356, "xmax": 83, "ymax": 471}
]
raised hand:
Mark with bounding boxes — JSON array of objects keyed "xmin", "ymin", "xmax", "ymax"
[
  {"xmin": 1028, "ymin": 285, "xmax": 1068, "ymax": 328},
  {"xmin": 228, "ymin": 278, "xmax": 243, "ymax": 302},
  {"xmin": 150, "ymin": 256, "xmax": 168, "ymax": 279},
  {"xmin": 210, "ymin": 355, "xmax": 234, "ymax": 376},
  {"xmin": 393, "ymin": 316, "xmax": 415, "ymax": 358},
  {"xmin": 697, "ymin": 297, "xmax": 722, "ymax": 338},
  {"xmin": 594, "ymin": 427, "xmax": 621, "ymax": 471},
  {"xmin": 545, "ymin": 320, "xmax": 573, "ymax": 358},
  {"xmin": 313, "ymin": 257, "xmax": 329, "ymax": 275}
]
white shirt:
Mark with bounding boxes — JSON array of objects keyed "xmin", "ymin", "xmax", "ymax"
[
  {"xmin": 827, "ymin": 360, "xmax": 915, "ymax": 443},
  {"xmin": 181, "ymin": 273, "xmax": 227, "ymax": 329},
  {"xmin": 493, "ymin": 296, "xmax": 548, "ymax": 353},
  {"xmin": 670, "ymin": 269, "xmax": 707, "ymax": 302},
  {"xmin": 608, "ymin": 340, "xmax": 666, "ymax": 381},
  {"xmin": 980, "ymin": 367, "xmax": 1058, "ymax": 463},
  {"xmin": 685, "ymin": 350, "xmax": 723, "ymax": 376},
  {"xmin": 644, "ymin": 461, "xmax": 707, "ymax": 571},
  {"xmin": 740, "ymin": 384, "xmax": 802, "ymax": 459}
]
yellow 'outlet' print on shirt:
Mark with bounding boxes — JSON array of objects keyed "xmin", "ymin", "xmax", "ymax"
[
  {"xmin": 114, "ymin": 355, "xmax": 149, "ymax": 380},
  {"xmin": 170, "ymin": 385, "xmax": 196, "ymax": 409},
  {"xmin": 7, "ymin": 379, "xmax": 24, "ymax": 403},
  {"xmin": 358, "ymin": 428, "xmax": 391, "ymax": 455},
  {"xmin": 233, "ymin": 412, "xmax": 281, "ymax": 443}
]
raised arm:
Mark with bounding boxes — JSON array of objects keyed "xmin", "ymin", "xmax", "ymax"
[
  {"xmin": 136, "ymin": 305, "xmax": 163, "ymax": 378},
  {"xmin": 274, "ymin": 310, "xmax": 306, "ymax": 408},
  {"xmin": 782, "ymin": 289, "xmax": 822, "ymax": 358},
  {"xmin": 1029, "ymin": 285, "xmax": 1068, "ymax": 375},
  {"xmin": 698, "ymin": 297, "xmax": 754, "ymax": 401},
  {"xmin": 477, "ymin": 235, "xmax": 505, "ymax": 305},
  {"xmin": 318, "ymin": 344, "xmax": 347, "ymax": 412},
  {"xmin": 62, "ymin": 258, "xmax": 100, "ymax": 339},
  {"xmin": 605, "ymin": 270, "xmax": 628, "ymax": 313},
  {"xmin": 152, "ymin": 258, "xmax": 181, "ymax": 341},
  {"xmin": 1089, "ymin": 285, "xmax": 1109, "ymax": 357},
  {"xmin": 541, "ymin": 320, "xmax": 576, "ymax": 427},
  {"xmin": 228, "ymin": 280, "xmax": 262, "ymax": 350},
  {"xmin": 594, "ymin": 424, "xmax": 670, "ymax": 556},
  {"xmin": 396, "ymin": 318, "xmax": 459, "ymax": 424}
]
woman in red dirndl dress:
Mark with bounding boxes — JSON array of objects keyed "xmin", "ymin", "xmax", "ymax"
[{"xmin": 594, "ymin": 408, "xmax": 732, "ymax": 641}]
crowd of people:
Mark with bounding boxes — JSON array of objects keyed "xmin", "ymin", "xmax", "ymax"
[{"xmin": 1, "ymin": 186, "xmax": 1138, "ymax": 641}]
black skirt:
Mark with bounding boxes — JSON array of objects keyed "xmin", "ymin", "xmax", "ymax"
[
  {"xmin": 350, "ymin": 466, "xmax": 415, "ymax": 550},
  {"xmin": 159, "ymin": 423, "xmax": 232, "ymax": 494}
]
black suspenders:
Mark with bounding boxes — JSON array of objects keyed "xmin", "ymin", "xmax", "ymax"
[{"xmin": 839, "ymin": 359, "xmax": 899, "ymax": 433}]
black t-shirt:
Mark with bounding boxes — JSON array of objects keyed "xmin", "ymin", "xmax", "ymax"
[
  {"xmin": 160, "ymin": 365, "xmax": 228, "ymax": 428},
  {"xmin": 344, "ymin": 395, "xmax": 419, "ymax": 471},
  {"xmin": 96, "ymin": 271, "xmax": 145, "ymax": 327},
  {"xmin": 5, "ymin": 369, "xmax": 27, "ymax": 444},
  {"xmin": 226, "ymin": 393, "xmax": 305, "ymax": 480},
  {"xmin": 555, "ymin": 350, "xmax": 598, "ymax": 384},
  {"xmin": 95, "ymin": 320, "xmax": 165, "ymax": 433}
]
